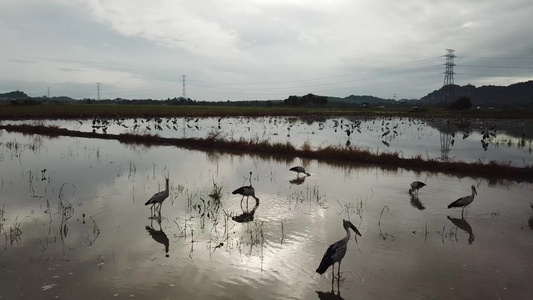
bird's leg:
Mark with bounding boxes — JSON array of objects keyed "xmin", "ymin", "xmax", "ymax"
[
  {"xmin": 335, "ymin": 275, "xmax": 340, "ymax": 296},
  {"xmin": 338, "ymin": 261, "xmax": 341, "ymax": 278},
  {"xmin": 331, "ymin": 263, "xmax": 335, "ymax": 279},
  {"xmin": 461, "ymin": 207, "xmax": 465, "ymax": 218}
]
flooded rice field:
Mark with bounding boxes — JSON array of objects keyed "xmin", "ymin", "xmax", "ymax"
[
  {"xmin": 0, "ymin": 124, "xmax": 532, "ymax": 300},
  {"xmin": 3, "ymin": 116, "xmax": 532, "ymax": 166}
]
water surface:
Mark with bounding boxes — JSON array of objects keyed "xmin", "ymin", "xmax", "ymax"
[{"xmin": 0, "ymin": 130, "xmax": 532, "ymax": 299}]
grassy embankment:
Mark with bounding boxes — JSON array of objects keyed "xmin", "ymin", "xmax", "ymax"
[
  {"xmin": 0, "ymin": 103, "xmax": 532, "ymax": 119},
  {"xmin": 1, "ymin": 104, "xmax": 532, "ymax": 182},
  {"xmin": 1, "ymin": 123, "xmax": 531, "ymax": 183}
]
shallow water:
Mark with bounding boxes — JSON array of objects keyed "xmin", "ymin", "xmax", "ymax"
[
  {"xmin": 3, "ymin": 116, "xmax": 533, "ymax": 166},
  {"xmin": 0, "ymin": 131, "xmax": 532, "ymax": 299}
]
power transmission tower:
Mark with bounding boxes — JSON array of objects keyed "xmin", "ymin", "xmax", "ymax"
[
  {"xmin": 441, "ymin": 49, "xmax": 456, "ymax": 106},
  {"xmin": 181, "ymin": 75, "xmax": 186, "ymax": 98},
  {"xmin": 97, "ymin": 82, "xmax": 101, "ymax": 100},
  {"xmin": 47, "ymin": 87, "xmax": 50, "ymax": 98}
]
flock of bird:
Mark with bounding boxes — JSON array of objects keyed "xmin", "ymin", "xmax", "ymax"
[
  {"xmin": 314, "ymin": 180, "xmax": 479, "ymax": 279},
  {"xmin": 143, "ymin": 165, "xmax": 479, "ymax": 281},
  {"xmin": 82, "ymin": 116, "xmax": 516, "ymax": 156}
]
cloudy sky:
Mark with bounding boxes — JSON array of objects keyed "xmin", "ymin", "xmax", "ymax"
[{"xmin": 1, "ymin": 0, "xmax": 532, "ymax": 101}]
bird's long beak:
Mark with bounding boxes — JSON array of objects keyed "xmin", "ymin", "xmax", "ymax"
[
  {"xmin": 474, "ymin": 187, "xmax": 478, "ymax": 195},
  {"xmin": 350, "ymin": 223, "xmax": 362, "ymax": 237}
]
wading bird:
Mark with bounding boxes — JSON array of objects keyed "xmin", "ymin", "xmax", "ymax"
[
  {"xmin": 409, "ymin": 181, "xmax": 426, "ymax": 197},
  {"xmin": 316, "ymin": 219, "xmax": 362, "ymax": 278},
  {"xmin": 448, "ymin": 185, "xmax": 477, "ymax": 217},
  {"xmin": 145, "ymin": 177, "xmax": 170, "ymax": 215},
  {"xmin": 290, "ymin": 166, "xmax": 311, "ymax": 177},
  {"xmin": 232, "ymin": 185, "xmax": 259, "ymax": 206}
]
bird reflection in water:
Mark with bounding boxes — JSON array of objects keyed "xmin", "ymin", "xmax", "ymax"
[
  {"xmin": 290, "ymin": 176, "xmax": 306, "ymax": 185},
  {"xmin": 146, "ymin": 220, "xmax": 170, "ymax": 257},
  {"xmin": 316, "ymin": 275, "xmax": 344, "ymax": 300},
  {"xmin": 410, "ymin": 193, "xmax": 426, "ymax": 210},
  {"xmin": 447, "ymin": 215, "xmax": 475, "ymax": 244},
  {"xmin": 232, "ymin": 198, "xmax": 259, "ymax": 223}
]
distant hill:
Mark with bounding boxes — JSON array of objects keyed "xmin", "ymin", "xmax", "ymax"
[
  {"xmin": 328, "ymin": 95, "xmax": 394, "ymax": 106},
  {"xmin": 328, "ymin": 94, "xmax": 421, "ymax": 107},
  {"xmin": 0, "ymin": 90, "xmax": 29, "ymax": 100},
  {"xmin": 421, "ymin": 80, "xmax": 533, "ymax": 108},
  {"xmin": 3, "ymin": 80, "xmax": 533, "ymax": 109}
]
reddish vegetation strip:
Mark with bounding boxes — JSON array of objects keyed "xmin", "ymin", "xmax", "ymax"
[{"xmin": 1, "ymin": 124, "xmax": 532, "ymax": 182}]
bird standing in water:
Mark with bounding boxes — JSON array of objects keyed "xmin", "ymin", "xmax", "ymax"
[
  {"xmin": 232, "ymin": 185, "xmax": 259, "ymax": 207},
  {"xmin": 290, "ymin": 166, "xmax": 311, "ymax": 177},
  {"xmin": 316, "ymin": 219, "xmax": 362, "ymax": 278},
  {"xmin": 145, "ymin": 177, "xmax": 170, "ymax": 215},
  {"xmin": 448, "ymin": 185, "xmax": 478, "ymax": 217},
  {"xmin": 233, "ymin": 171, "xmax": 259, "ymax": 208},
  {"xmin": 409, "ymin": 181, "xmax": 426, "ymax": 197}
]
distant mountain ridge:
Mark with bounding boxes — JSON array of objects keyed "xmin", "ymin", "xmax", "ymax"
[
  {"xmin": 328, "ymin": 94, "xmax": 396, "ymax": 106},
  {"xmin": 420, "ymin": 80, "xmax": 533, "ymax": 108},
  {"xmin": 2, "ymin": 80, "xmax": 532, "ymax": 108},
  {"xmin": 326, "ymin": 80, "xmax": 533, "ymax": 108}
]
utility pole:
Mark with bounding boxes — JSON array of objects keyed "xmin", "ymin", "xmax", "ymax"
[
  {"xmin": 97, "ymin": 82, "xmax": 101, "ymax": 100},
  {"xmin": 181, "ymin": 75, "xmax": 186, "ymax": 98},
  {"xmin": 441, "ymin": 49, "xmax": 456, "ymax": 106}
]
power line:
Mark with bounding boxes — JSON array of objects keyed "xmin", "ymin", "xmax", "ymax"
[
  {"xmin": 456, "ymin": 73, "xmax": 533, "ymax": 77},
  {"xmin": 190, "ymin": 56, "xmax": 444, "ymax": 86},
  {"xmin": 190, "ymin": 72, "xmax": 442, "ymax": 96},
  {"xmin": 456, "ymin": 64, "xmax": 533, "ymax": 69},
  {"xmin": 457, "ymin": 56, "xmax": 533, "ymax": 60},
  {"xmin": 188, "ymin": 65, "xmax": 442, "ymax": 92}
]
